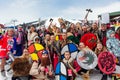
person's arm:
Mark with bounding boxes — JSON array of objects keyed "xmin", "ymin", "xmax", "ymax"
[
  {"xmin": 13, "ymin": 38, "xmax": 17, "ymax": 54},
  {"xmin": 29, "ymin": 61, "xmax": 39, "ymax": 75},
  {"xmin": 73, "ymin": 60, "xmax": 81, "ymax": 72}
]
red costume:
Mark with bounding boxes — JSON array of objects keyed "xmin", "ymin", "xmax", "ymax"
[
  {"xmin": 0, "ymin": 36, "xmax": 7, "ymax": 58},
  {"xmin": 0, "ymin": 35, "xmax": 16, "ymax": 58}
]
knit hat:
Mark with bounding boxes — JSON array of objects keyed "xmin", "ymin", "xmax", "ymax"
[{"xmin": 42, "ymin": 50, "xmax": 48, "ymax": 54}]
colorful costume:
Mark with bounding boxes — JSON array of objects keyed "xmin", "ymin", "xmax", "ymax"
[
  {"xmin": 2, "ymin": 36, "xmax": 17, "ymax": 56},
  {"xmin": 0, "ymin": 35, "xmax": 7, "ymax": 58},
  {"xmin": 106, "ymin": 30, "xmax": 120, "ymax": 57}
]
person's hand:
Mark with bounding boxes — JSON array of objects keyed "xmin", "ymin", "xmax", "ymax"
[{"xmin": 73, "ymin": 69, "xmax": 77, "ymax": 73}]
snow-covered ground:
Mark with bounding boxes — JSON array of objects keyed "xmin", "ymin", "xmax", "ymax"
[{"xmin": 0, "ymin": 63, "xmax": 13, "ymax": 80}]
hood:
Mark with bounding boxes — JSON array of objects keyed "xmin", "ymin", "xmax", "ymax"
[
  {"xmin": 107, "ymin": 29, "xmax": 115, "ymax": 38},
  {"xmin": 33, "ymin": 36, "xmax": 40, "ymax": 42}
]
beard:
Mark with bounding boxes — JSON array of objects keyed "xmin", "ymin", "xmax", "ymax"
[{"xmin": 41, "ymin": 56, "xmax": 50, "ymax": 67}]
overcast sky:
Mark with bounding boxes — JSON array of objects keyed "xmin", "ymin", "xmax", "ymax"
[{"xmin": 0, "ymin": 0, "xmax": 120, "ymax": 24}]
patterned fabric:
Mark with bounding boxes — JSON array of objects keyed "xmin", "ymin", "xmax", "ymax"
[{"xmin": 106, "ymin": 30, "xmax": 120, "ymax": 57}]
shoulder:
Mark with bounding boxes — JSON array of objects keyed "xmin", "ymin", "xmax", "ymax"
[{"xmin": 68, "ymin": 58, "xmax": 74, "ymax": 63}]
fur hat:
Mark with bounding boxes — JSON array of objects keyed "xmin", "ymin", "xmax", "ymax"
[{"xmin": 11, "ymin": 58, "xmax": 31, "ymax": 77}]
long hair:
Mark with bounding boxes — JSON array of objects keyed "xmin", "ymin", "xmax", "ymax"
[{"xmin": 94, "ymin": 42, "xmax": 107, "ymax": 56}]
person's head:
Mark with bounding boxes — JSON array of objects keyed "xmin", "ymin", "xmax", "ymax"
[
  {"xmin": 18, "ymin": 26, "xmax": 23, "ymax": 31},
  {"xmin": 23, "ymin": 48, "xmax": 29, "ymax": 54},
  {"xmin": 62, "ymin": 32, "xmax": 67, "ymax": 40},
  {"xmin": 96, "ymin": 42, "xmax": 103, "ymax": 51},
  {"xmin": 82, "ymin": 25, "xmax": 88, "ymax": 32},
  {"xmin": 41, "ymin": 50, "xmax": 50, "ymax": 66},
  {"xmin": 64, "ymin": 51, "xmax": 71, "ymax": 60},
  {"xmin": 34, "ymin": 36, "xmax": 40, "ymax": 43},
  {"xmin": 42, "ymin": 50, "xmax": 48, "ymax": 57},
  {"xmin": 107, "ymin": 29, "xmax": 115, "ymax": 38},
  {"xmin": 79, "ymin": 42, "xmax": 86, "ymax": 50},
  {"xmin": 56, "ymin": 27, "xmax": 61, "ymax": 33},
  {"xmin": 76, "ymin": 22, "xmax": 82, "ymax": 30},
  {"xmin": 0, "ymin": 26, "xmax": 2, "ymax": 29},
  {"xmin": 92, "ymin": 23, "xmax": 97, "ymax": 30},
  {"xmin": 70, "ymin": 23, "xmax": 75, "ymax": 29},
  {"xmin": 110, "ymin": 32, "xmax": 115, "ymax": 38},
  {"xmin": 22, "ymin": 48, "xmax": 29, "ymax": 58},
  {"xmin": 41, "ymin": 25, "xmax": 46, "ymax": 31},
  {"xmin": 7, "ymin": 28, "xmax": 15, "ymax": 37},
  {"xmin": 0, "ymin": 24, "xmax": 4, "ymax": 29},
  {"xmin": 101, "ymin": 24, "xmax": 107, "ymax": 31},
  {"xmin": 45, "ymin": 34, "xmax": 50, "ymax": 40},
  {"xmin": 61, "ymin": 23, "xmax": 66, "ymax": 29},
  {"xmin": 50, "ymin": 35, "xmax": 55, "ymax": 42},
  {"xmin": 30, "ymin": 25, "xmax": 35, "ymax": 32}
]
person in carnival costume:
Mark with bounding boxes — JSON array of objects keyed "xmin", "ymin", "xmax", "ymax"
[
  {"xmin": 94, "ymin": 42, "xmax": 108, "ymax": 80},
  {"xmin": 0, "ymin": 32, "xmax": 6, "ymax": 77},
  {"xmin": 63, "ymin": 51, "xmax": 81, "ymax": 80},
  {"xmin": 106, "ymin": 29, "xmax": 120, "ymax": 80},
  {"xmin": 78, "ymin": 42, "xmax": 91, "ymax": 80},
  {"xmin": 98, "ymin": 24, "xmax": 107, "ymax": 46},
  {"xmin": 16, "ymin": 26, "xmax": 26, "ymax": 56},
  {"xmin": 0, "ymin": 28, "xmax": 17, "ymax": 77},
  {"xmin": 106, "ymin": 29, "xmax": 120, "ymax": 64},
  {"xmin": 27, "ymin": 25, "xmax": 38, "ymax": 46},
  {"xmin": 29, "ymin": 50, "xmax": 53, "ymax": 80}
]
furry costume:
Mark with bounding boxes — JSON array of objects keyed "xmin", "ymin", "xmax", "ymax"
[{"xmin": 11, "ymin": 58, "xmax": 31, "ymax": 77}]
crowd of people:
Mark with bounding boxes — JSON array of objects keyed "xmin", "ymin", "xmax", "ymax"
[{"xmin": 0, "ymin": 19, "xmax": 120, "ymax": 80}]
